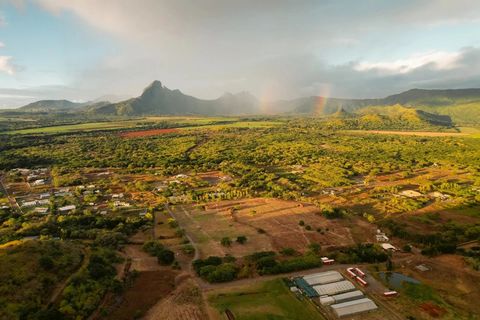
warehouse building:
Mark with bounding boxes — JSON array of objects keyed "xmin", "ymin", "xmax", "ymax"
[
  {"xmin": 331, "ymin": 298, "xmax": 377, "ymax": 317},
  {"xmin": 303, "ymin": 271, "xmax": 344, "ymax": 286},
  {"xmin": 313, "ymin": 280, "xmax": 355, "ymax": 296},
  {"xmin": 319, "ymin": 290, "xmax": 364, "ymax": 306}
]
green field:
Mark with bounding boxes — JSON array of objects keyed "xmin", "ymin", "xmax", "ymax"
[
  {"xmin": 6, "ymin": 116, "xmax": 280, "ymax": 134},
  {"xmin": 7, "ymin": 120, "xmax": 142, "ymax": 134},
  {"xmin": 208, "ymin": 279, "xmax": 325, "ymax": 320}
]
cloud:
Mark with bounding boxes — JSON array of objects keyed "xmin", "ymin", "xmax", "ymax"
[
  {"xmin": 0, "ymin": 56, "xmax": 15, "ymax": 75},
  {"xmin": 1, "ymin": 0, "xmax": 480, "ymax": 105},
  {"xmin": 354, "ymin": 51, "xmax": 461, "ymax": 74}
]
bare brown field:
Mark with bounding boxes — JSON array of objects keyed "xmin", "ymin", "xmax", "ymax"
[
  {"xmin": 172, "ymin": 198, "xmax": 375, "ymax": 258},
  {"xmin": 105, "ymin": 270, "xmax": 177, "ymax": 320},
  {"xmin": 346, "ymin": 130, "xmax": 469, "ymax": 137},
  {"xmin": 123, "ymin": 244, "xmax": 162, "ymax": 271},
  {"xmin": 393, "ymin": 254, "xmax": 480, "ymax": 318},
  {"xmin": 143, "ymin": 278, "xmax": 208, "ymax": 320},
  {"xmin": 119, "ymin": 128, "xmax": 179, "ymax": 138}
]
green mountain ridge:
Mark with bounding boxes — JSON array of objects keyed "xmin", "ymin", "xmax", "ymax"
[{"xmin": 15, "ymin": 82, "xmax": 480, "ymax": 125}]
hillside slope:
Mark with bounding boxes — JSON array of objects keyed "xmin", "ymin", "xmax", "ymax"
[{"xmin": 89, "ymin": 80, "xmax": 259, "ymax": 116}]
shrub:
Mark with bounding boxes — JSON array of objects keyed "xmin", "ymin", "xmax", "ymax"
[
  {"xmin": 157, "ymin": 249, "xmax": 174, "ymax": 265},
  {"xmin": 236, "ymin": 235, "xmax": 247, "ymax": 244},
  {"xmin": 220, "ymin": 237, "xmax": 232, "ymax": 247},
  {"xmin": 280, "ymin": 248, "xmax": 297, "ymax": 256}
]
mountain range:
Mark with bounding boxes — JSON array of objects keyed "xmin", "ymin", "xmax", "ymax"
[{"xmin": 15, "ymin": 80, "xmax": 480, "ymax": 125}]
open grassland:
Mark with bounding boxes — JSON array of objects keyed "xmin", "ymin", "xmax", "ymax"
[
  {"xmin": 6, "ymin": 117, "xmax": 281, "ymax": 135},
  {"xmin": 7, "ymin": 120, "xmax": 143, "ymax": 134},
  {"xmin": 208, "ymin": 279, "xmax": 325, "ymax": 320}
]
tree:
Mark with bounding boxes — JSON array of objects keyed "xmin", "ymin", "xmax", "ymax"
[
  {"xmin": 236, "ymin": 235, "xmax": 247, "ymax": 244},
  {"xmin": 221, "ymin": 237, "xmax": 232, "ymax": 247},
  {"xmin": 157, "ymin": 249, "xmax": 175, "ymax": 265},
  {"xmin": 308, "ymin": 243, "xmax": 321, "ymax": 254}
]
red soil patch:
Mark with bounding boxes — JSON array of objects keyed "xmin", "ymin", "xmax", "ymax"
[
  {"xmin": 120, "ymin": 128, "xmax": 178, "ymax": 138},
  {"xmin": 419, "ymin": 302, "xmax": 446, "ymax": 318},
  {"xmin": 105, "ymin": 270, "xmax": 177, "ymax": 320}
]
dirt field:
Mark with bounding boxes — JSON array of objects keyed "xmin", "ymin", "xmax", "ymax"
[
  {"xmin": 171, "ymin": 198, "xmax": 374, "ymax": 258},
  {"xmin": 402, "ymin": 254, "xmax": 480, "ymax": 318},
  {"xmin": 123, "ymin": 245, "xmax": 162, "ymax": 271},
  {"xmin": 143, "ymin": 278, "xmax": 209, "ymax": 320},
  {"xmin": 119, "ymin": 128, "xmax": 179, "ymax": 138},
  {"xmin": 104, "ymin": 270, "xmax": 178, "ymax": 320}
]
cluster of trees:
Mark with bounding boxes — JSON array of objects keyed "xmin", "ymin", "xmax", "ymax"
[
  {"xmin": 381, "ymin": 219, "xmax": 480, "ymax": 256},
  {"xmin": 58, "ymin": 248, "xmax": 122, "ymax": 318},
  {"xmin": 333, "ymin": 243, "xmax": 389, "ymax": 264},
  {"xmin": 0, "ymin": 240, "xmax": 83, "ymax": 319},
  {"xmin": 193, "ymin": 256, "xmax": 239, "ymax": 283},
  {"xmin": 248, "ymin": 251, "xmax": 324, "ymax": 275},
  {"xmin": 143, "ymin": 241, "xmax": 175, "ymax": 265}
]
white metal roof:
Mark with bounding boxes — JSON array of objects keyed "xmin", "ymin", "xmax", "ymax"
[
  {"xmin": 331, "ymin": 290, "xmax": 364, "ymax": 303},
  {"xmin": 313, "ymin": 280, "xmax": 355, "ymax": 296},
  {"xmin": 331, "ymin": 297, "xmax": 377, "ymax": 317},
  {"xmin": 303, "ymin": 271, "xmax": 343, "ymax": 285}
]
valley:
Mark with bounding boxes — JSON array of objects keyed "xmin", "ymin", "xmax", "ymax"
[{"xmin": 0, "ymin": 115, "xmax": 479, "ymax": 319}]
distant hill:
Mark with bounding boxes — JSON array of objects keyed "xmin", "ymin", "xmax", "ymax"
[
  {"xmin": 89, "ymin": 80, "xmax": 259, "ymax": 116},
  {"xmin": 18, "ymin": 100, "xmax": 85, "ymax": 112},
  {"xmin": 288, "ymin": 88, "xmax": 480, "ymax": 124},
  {"xmin": 17, "ymin": 83, "xmax": 480, "ymax": 124}
]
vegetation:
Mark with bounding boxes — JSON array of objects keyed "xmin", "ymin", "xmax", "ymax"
[
  {"xmin": 0, "ymin": 240, "xmax": 83, "ymax": 319},
  {"xmin": 208, "ymin": 279, "xmax": 325, "ymax": 320}
]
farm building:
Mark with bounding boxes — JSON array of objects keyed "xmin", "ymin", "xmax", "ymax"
[
  {"xmin": 319, "ymin": 290, "xmax": 364, "ymax": 306},
  {"xmin": 293, "ymin": 277, "xmax": 319, "ymax": 298},
  {"xmin": 303, "ymin": 271, "xmax": 343, "ymax": 286},
  {"xmin": 399, "ymin": 190, "xmax": 422, "ymax": 198},
  {"xmin": 381, "ymin": 243, "xmax": 398, "ymax": 251},
  {"xmin": 59, "ymin": 205, "xmax": 76, "ymax": 213},
  {"xmin": 313, "ymin": 280, "xmax": 355, "ymax": 296},
  {"xmin": 34, "ymin": 207, "xmax": 49, "ymax": 214},
  {"xmin": 331, "ymin": 298, "xmax": 377, "ymax": 317},
  {"xmin": 331, "ymin": 290, "xmax": 364, "ymax": 304}
]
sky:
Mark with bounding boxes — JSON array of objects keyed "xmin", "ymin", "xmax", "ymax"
[{"xmin": 1, "ymin": 0, "xmax": 480, "ymax": 107}]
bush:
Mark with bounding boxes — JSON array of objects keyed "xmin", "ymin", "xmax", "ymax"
[
  {"xmin": 280, "ymin": 248, "xmax": 297, "ymax": 256},
  {"xmin": 221, "ymin": 237, "xmax": 232, "ymax": 247},
  {"xmin": 298, "ymin": 220, "xmax": 305, "ymax": 226},
  {"xmin": 236, "ymin": 235, "xmax": 247, "ymax": 244},
  {"xmin": 157, "ymin": 249, "xmax": 174, "ymax": 265}
]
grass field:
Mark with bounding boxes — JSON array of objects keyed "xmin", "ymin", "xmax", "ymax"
[
  {"xmin": 7, "ymin": 117, "xmax": 281, "ymax": 134},
  {"xmin": 8, "ymin": 120, "xmax": 142, "ymax": 134},
  {"xmin": 208, "ymin": 279, "xmax": 325, "ymax": 320}
]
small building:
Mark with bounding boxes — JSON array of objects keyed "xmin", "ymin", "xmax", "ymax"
[
  {"xmin": 428, "ymin": 191, "xmax": 450, "ymax": 201},
  {"xmin": 376, "ymin": 233, "xmax": 389, "ymax": 242},
  {"xmin": 383, "ymin": 291, "xmax": 398, "ymax": 297},
  {"xmin": 331, "ymin": 298, "xmax": 377, "ymax": 317},
  {"xmin": 22, "ymin": 200, "xmax": 38, "ymax": 207},
  {"xmin": 399, "ymin": 190, "xmax": 422, "ymax": 198},
  {"xmin": 415, "ymin": 264, "xmax": 430, "ymax": 272},
  {"xmin": 381, "ymin": 243, "xmax": 398, "ymax": 251},
  {"xmin": 39, "ymin": 193, "xmax": 51, "ymax": 199},
  {"xmin": 59, "ymin": 205, "xmax": 76, "ymax": 213},
  {"xmin": 31, "ymin": 179, "xmax": 46, "ymax": 186},
  {"xmin": 34, "ymin": 207, "xmax": 49, "ymax": 214},
  {"xmin": 112, "ymin": 193, "xmax": 124, "ymax": 199},
  {"xmin": 313, "ymin": 280, "xmax": 355, "ymax": 296}
]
